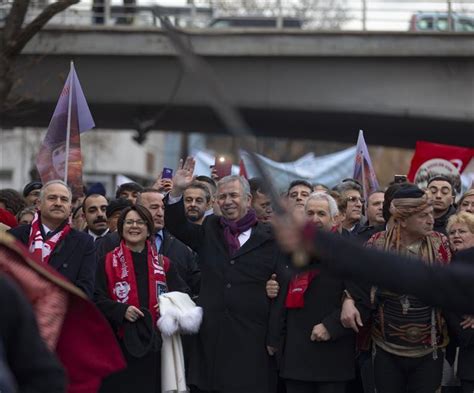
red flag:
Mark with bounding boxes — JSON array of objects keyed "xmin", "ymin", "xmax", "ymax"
[
  {"xmin": 239, "ymin": 159, "xmax": 249, "ymax": 179},
  {"xmin": 407, "ymin": 141, "xmax": 474, "ymax": 186}
]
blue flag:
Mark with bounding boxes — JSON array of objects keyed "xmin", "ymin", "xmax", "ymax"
[{"xmin": 36, "ymin": 63, "xmax": 94, "ymax": 198}]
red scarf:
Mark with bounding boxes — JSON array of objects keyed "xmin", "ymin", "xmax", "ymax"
[
  {"xmin": 104, "ymin": 240, "xmax": 170, "ymax": 325},
  {"xmin": 28, "ymin": 212, "xmax": 71, "ymax": 265},
  {"xmin": 285, "ymin": 269, "xmax": 320, "ymax": 308},
  {"xmin": 285, "ymin": 224, "xmax": 338, "ymax": 308}
]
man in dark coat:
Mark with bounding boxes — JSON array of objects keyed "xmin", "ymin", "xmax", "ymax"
[
  {"xmin": 165, "ymin": 157, "xmax": 287, "ymax": 393},
  {"xmin": 280, "ymin": 192, "xmax": 357, "ymax": 393},
  {"xmin": 8, "ymin": 180, "xmax": 97, "ymax": 298}
]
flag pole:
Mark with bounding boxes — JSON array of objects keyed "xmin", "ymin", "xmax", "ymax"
[
  {"xmin": 64, "ymin": 61, "xmax": 74, "ymax": 184},
  {"xmin": 359, "ymin": 130, "xmax": 368, "ymax": 206}
]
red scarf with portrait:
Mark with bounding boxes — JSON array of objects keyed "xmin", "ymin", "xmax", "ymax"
[
  {"xmin": 105, "ymin": 240, "xmax": 170, "ymax": 325},
  {"xmin": 28, "ymin": 212, "xmax": 71, "ymax": 265}
]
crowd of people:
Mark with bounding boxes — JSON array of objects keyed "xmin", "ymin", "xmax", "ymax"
[{"xmin": 0, "ymin": 155, "xmax": 473, "ymax": 393}]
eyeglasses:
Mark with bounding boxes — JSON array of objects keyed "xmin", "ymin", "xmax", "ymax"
[
  {"xmin": 347, "ymin": 196, "xmax": 365, "ymax": 204},
  {"xmin": 124, "ymin": 219, "xmax": 146, "ymax": 227}
]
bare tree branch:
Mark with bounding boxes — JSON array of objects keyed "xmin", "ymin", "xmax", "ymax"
[
  {"xmin": 5, "ymin": 0, "xmax": 79, "ymax": 56},
  {"xmin": 3, "ymin": 0, "xmax": 31, "ymax": 45}
]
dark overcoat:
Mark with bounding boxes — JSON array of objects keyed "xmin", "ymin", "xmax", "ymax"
[
  {"xmin": 8, "ymin": 224, "xmax": 97, "ymax": 298},
  {"xmin": 445, "ymin": 247, "xmax": 474, "ymax": 383},
  {"xmin": 280, "ymin": 266, "xmax": 356, "ymax": 382},
  {"xmin": 165, "ymin": 199, "xmax": 287, "ymax": 393}
]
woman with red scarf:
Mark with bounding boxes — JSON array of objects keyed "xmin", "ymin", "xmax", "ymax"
[
  {"xmin": 94, "ymin": 205, "xmax": 188, "ymax": 393},
  {"xmin": 280, "ymin": 192, "xmax": 361, "ymax": 393}
]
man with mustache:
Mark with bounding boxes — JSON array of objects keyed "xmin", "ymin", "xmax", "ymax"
[
  {"xmin": 183, "ymin": 182, "xmax": 211, "ymax": 225},
  {"xmin": 83, "ymin": 194, "xmax": 109, "ymax": 241},
  {"xmin": 8, "ymin": 180, "xmax": 97, "ymax": 298}
]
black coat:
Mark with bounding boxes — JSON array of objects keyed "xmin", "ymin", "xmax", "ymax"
[
  {"xmin": 165, "ymin": 199, "xmax": 287, "ymax": 393},
  {"xmin": 96, "ymin": 230, "xmax": 201, "ymax": 297},
  {"xmin": 0, "ymin": 274, "xmax": 66, "ymax": 393},
  {"xmin": 355, "ymin": 223, "xmax": 385, "ymax": 244},
  {"xmin": 312, "ymin": 230, "xmax": 474, "ymax": 314},
  {"xmin": 433, "ymin": 205, "xmax": 456, "ymax": 235},
  {"xmin": 280, "ymin": 266, "xmax": 356, "ymax": 382},
  {"xmin": 8, "ymin": 224, "xmax": 97, "ymax": 298},
  {"xmin": 94, "ymin": 246, "xmax": 189, "ymax": 393},
  {"xmin": 445, "ymin": 247, "xmax": 474, "ymax": 382}
]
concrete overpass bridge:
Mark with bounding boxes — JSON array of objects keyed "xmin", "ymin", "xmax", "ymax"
[{"xmin": 5, "ymin": 27, "xmax": 474, "ymax": 148}]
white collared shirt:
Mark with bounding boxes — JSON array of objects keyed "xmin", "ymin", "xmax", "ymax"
[
  {"xmin": 42, "ymin": 224, "xmax": 54, "ymax": 235},
  {"xmin": 88, "ymin": 228, "xmax": 109, "ymax": 241}
]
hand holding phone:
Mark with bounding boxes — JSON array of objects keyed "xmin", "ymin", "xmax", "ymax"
[
  {"xmin": 214, "ymin": 157, "xmax": 232, "ymax": 180},
  {"xmin": 162, "ymin": 168, "xmax": 173, "ymax": 179}
]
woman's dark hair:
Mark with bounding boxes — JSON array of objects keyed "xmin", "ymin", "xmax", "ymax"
[
  {"xmin": 0, "ymin": 189, "xmax": 26, "ymax": 215},
  {"xmin": 117, "ymin": 204, "xmax": 155, "ymax": 240}
]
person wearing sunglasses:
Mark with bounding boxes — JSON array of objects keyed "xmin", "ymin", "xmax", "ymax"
[{"xmin": 333, "ymin": 180, "xmax": 364, "ymax": 233}]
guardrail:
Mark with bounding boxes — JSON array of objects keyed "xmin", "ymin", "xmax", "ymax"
[{"xmin": 1, "ymin": 0, "xmax": 474, "ymax": 31}]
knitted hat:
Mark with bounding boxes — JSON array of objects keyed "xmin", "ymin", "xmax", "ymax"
[{"xmin": 23, "ymin": 181, "xmax": 42, "ymax": 197}]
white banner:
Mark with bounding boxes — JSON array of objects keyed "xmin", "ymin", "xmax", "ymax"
[{"xmin": 192, "ymin": 147, "xmax": 357, "ymax": 192}]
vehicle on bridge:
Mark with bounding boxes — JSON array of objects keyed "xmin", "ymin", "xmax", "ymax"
[
  {"xmin": 409, "ymin": 11, "xmax": 474, "ymax": 32},
  {"xmin": 208, "ymin": 16, "xmax": 304, "ymax": 29}
]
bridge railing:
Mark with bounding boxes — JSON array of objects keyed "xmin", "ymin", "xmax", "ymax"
[{"xmin": 1, "ymin": 0, "xmax": 474, "ymax": 31}]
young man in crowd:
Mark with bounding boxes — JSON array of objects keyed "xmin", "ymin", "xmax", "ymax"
[
  {"xmin": 115, "ymin": 182, "xmax": 143, "ymax": 205},
  {"xmin": 287, "ymin": 180, "xmax": 313, "ymax": 219},
  {"xmin": 426, "ymin": 175, "xmax": 456, "ymax": 234}
]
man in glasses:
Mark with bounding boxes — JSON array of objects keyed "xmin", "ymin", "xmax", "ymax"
[{"xmin": 333, "ymin": 180, "xmax": 364, "ymax": 233}]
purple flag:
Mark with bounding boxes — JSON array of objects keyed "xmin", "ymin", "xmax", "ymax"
[
  {"xmin": 353, "ymin": 130, "xmax": 379, "ymax": 204},
  {"xmin": 36, "ymin": 63, "xmax": 94, "ymax": 198}
]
